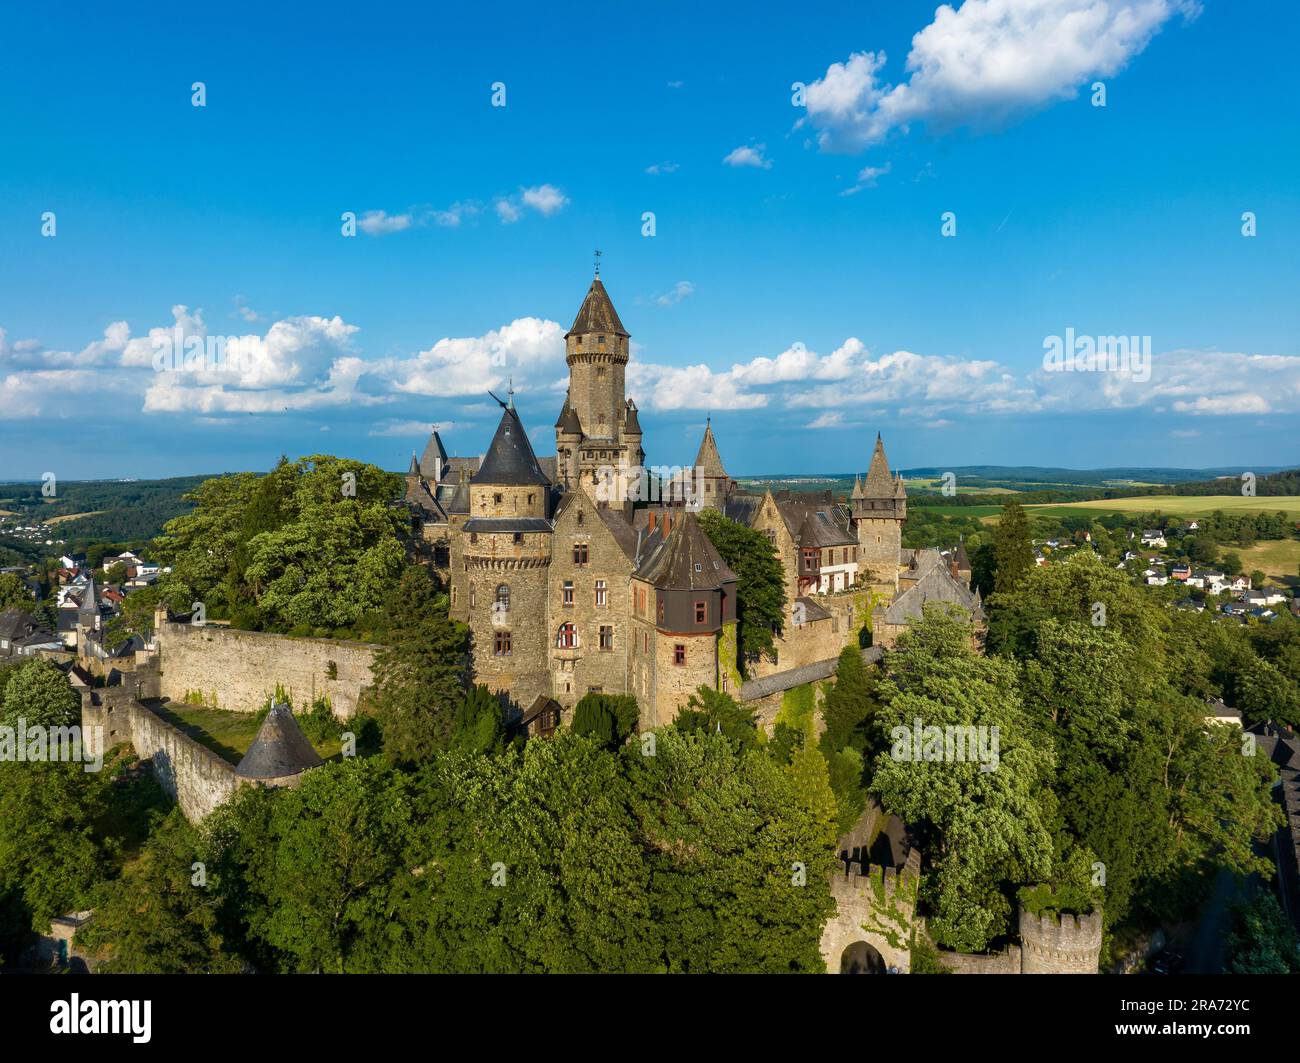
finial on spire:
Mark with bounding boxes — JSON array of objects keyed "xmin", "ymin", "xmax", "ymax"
[
  {"xmin": 593, "ymin": 248, "xmax": 602, "ymax": 277},
  {"xmin": 507, "ymin": 375, "xmax": 515, "ymax": 410}
]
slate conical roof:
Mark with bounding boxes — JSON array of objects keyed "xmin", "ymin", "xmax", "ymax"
[
  {"xmin": 407, "ymin": 453, "xmax": 421, "ymax": 476},
  {"xmin": 566, "ymin": 277, "xmax": 629, "ymax": 338},
  {"xmin": 472, "ymin": 404, "xmax": 551, "ymax": 486},
  {"xmin": 850, "ymin": 473, "xmax": 864, "ymax": 500},
  {"xmin": 555, "ymin": 391, "xmax": 583, "ymax": 434},
  {"xmin": 694, "ymin": 420, "xmax": 728, "ymax": 478},
  {"xmin": 862, "ymin": 434, "xmax": 894, "ymax": 497},
  {"xmin": 236, "ymin": 702, "xmax": 324, "ymax": 781}
]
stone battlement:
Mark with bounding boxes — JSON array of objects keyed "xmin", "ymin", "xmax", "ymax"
[{"xmin": 1018, "ymin": 905, "xmax": 1103, "ymax": 974}]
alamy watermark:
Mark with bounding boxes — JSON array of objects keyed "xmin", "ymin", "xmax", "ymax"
[
  {"xmin": 1041, "ymin": 328, "xmax": 1150, "ymax": 382},
  {"xmin": 0, "ymin": 718, "xmax": 103, "ymax": 772},
  {"xmin": 595, "ymin": 464, "xmax": 707, "ymax": 509},
  {"xmin": 890, "ymin": 718, "xmax": 1000, "ymax": 772}
]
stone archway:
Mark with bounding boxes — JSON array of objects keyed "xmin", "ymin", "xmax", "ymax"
[{"xmin": 840, "ymin": 940, "xmax": 886, "ymax": 974}]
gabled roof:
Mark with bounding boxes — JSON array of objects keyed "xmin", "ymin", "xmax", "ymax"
[
  {"xmin": 635, "ymin": 512, "xmax": 737, "ymax": 591},
  {"xmin": 0, "ymin": 608, "xmax": 43, "ymax": 641},
  {"xmin": 566, "ymin": 277, "xmax": 629, "ymax": 338},
  {"xmin": 881, "ymin": 564, "xmax": 983, "ymax": 626},
  {"xmin": 235, "ymin": 703, "xmax": 324, "ymax": 780},
  {"xmin": 862, "ymin": 434, "xmax": 895, "ymax": 497},
  {"xmin": 471, "ymin": 405, "xmax": 551, "ymax": 487}
]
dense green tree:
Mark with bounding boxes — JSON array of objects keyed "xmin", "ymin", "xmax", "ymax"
[
  {"xmin": 991, "ymin": 499, "xmax": 1034, "ymax": 594},
  {"xmin": 369, "ymin": 565, "xmax": 469, "ymax": 765},
  {"xmin": 1236, "ymin": 657, "xmax": 1300, "ymax": 729},
  {"xmin": 696, "ymin": 509, "xmax": 786, "ymax": 665},
  {"xmin": 870, "ymin": 605, "xmax": 1054, "ymax": 951},
  {"xmin": 1224, "ymin": 891, "xmax": 1300, "ymax": 974},
  {"xmin": 450, "ymin": 684, "xmax": 505, "ymax": 755},
  {"xmin": 0, "ymin": 659, "xmax": 80, "ymax": 729},
  {"xmin": 570, "ymin": 691, "xmax": 638, "ymax": 750},
  {"xmin": 676, "ymin": 685, "xmax": 760, "ymax": 751},
  {"xmin": 0, "ymin": 572, "xmax": 34, "ymax": 612},
  {"xmin": 78, "ymin": 809, "xmax": 242, "ymax": 973}
]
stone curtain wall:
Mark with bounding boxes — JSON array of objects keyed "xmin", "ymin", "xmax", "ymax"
[
  {"xmin": 83, "ymin": 690, "xmax": 239, "ymax": 822},
  {"xmin": 156, "ymin": 621, "xmax": 378, "ymax": 718}
]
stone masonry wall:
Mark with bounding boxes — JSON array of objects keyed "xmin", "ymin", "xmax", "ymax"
[
  {"xmin": 156, "ymin": 621, "xmax": 378, "ymax": 718},
  {"xmin": 83, "ymin": 690, "xmax": 239, "ymax": 822}
]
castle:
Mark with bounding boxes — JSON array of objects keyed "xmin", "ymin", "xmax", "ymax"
[{"xmin": 401, "ymin": 271, "xmax": 984, "ymax": 728}]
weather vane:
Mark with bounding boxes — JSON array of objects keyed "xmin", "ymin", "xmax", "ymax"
[{"xmin": 594, "ymin": 249, "xmax": 602, "ymax": 276}]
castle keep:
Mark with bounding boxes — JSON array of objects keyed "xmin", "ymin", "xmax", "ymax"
[{"xmin": 403, "ymin": 272, "xmax": 984, "ymax": 725}]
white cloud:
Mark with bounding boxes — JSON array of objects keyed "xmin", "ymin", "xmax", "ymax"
[
  {"xmin": 369, "ymin": 419, "xmax": 457, "ymax": 438},
  {"xmin": 646, "ymin": 161, "xmax": 680, "ymax": 175},
  {"xmin": 723, "ymin": 144, "xmax": 773, "ymax": 169},
  {"xmin": 358, "ymin": 210, "xmax": 414, "ymax": 236},
  {"xmin": 428, "ymin": 201, "xmax": 482, "ymax": 227},
  {"xmin": 802, "ymin": 0, "xmax": 1200, "ymax": 152},
  {"xmin": 841, "ymin": 163, "xmax": 891, "ymax": 196},
  {"xmin": 653, "ymin": 281, "xmax": 696, "ymax": 307},
  {"xmin": 497, "ymin": 184, "xmax": 570, "ymax": 224}
]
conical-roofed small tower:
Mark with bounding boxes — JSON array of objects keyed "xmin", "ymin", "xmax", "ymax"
[
  {"xmin": 852, "ymin": 434, "xmax": 907, "ymax": 589},
  {"xmin": 457, "ymin": 399, "xmax": 554, "ymax": 709},
  {"xmin": 235, "ymin": 702, "xmax": 324, "ymax": 789},
  {"xmin": 690, "ymin": 417, "xmax": 733, "ymax": 511}
]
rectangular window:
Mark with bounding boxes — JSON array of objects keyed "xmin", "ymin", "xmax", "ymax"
[
  {"xmin": 513, "ymin": 532, "xmax": 523, "ymax": 543},
  {"xmin": 599, "ymin": 626, "xmax": 613, "ymax": 651},
  {"xmin": 469, "ymin": 585, "xmax": 476, "ymax": 608},
  {"xmin": 673, "ymin": 644, "xmax": 686, "ymax": 666},
  {"xmin": 494, "ymin": 631, "xmax": 511, "ymax": 656},
  {"xmin": 595, "ymin": 580, "xmax": 607, "ymax": 606},
  {"xmin": 695, "ymin": 600, "xmax": 707, "ymax": 624},
  {"xmin": 563, "ymin": 581, "xmax": 574, "ymax": 607},
  {"xmin": 573, "ymin": 543, "xmax": 589, "ymax": 565},
  {"xmin": 643, "ymin": 631, "xmax": 649, "ymax": 653}
]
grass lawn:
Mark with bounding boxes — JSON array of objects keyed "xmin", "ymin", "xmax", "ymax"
[
  {"xmin": 1234, "ymin": 540, "xmax": 1300, "ymax": 585},
  {"xmin": 151, "ymin": 702, "xmax": 344, "ymax": 765}
]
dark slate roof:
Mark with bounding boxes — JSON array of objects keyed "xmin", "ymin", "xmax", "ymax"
[
  {"xmin": 881, "ymin": 564, "xmax": 983, "ymax": 625},
  {"xmin": 635, "ymin": 512, "xmax": 737, "ymax": 590},
  {"xmin": 0, "ymin": 608, "xmax": 43, "ymax": 641},
  {"xmin": 471, "ymin": 406, "xmax": 551, "ymax": 486},
  {"xmin": 445, "ymin": 479, "xmax": 471, "ymax": 515},
  {"xmin": 555, "ymin": 392, "xmax": 583, "ymax": 433},
  {"xmin": 774, "ymin": 498, "xmax": 856, "ymax": 547},
  {"xmin": 793, "ymin": 596, "xmax": 833, "ymax": 624},
  {"xmin": 566, "ymin": 277, "xmax": 629, "ymax": 338},
  {"xmin": 419, "ymin": 431, "xmax": 449, "ymax": 480},
  {"xmin": 235, "ymin": 703, "xmax": 325, "ymax": 780},
  {"xmin": 447, "ymin": 456, "xmax": 481, "ymax": 479},
  {"xmin": 595, "ymin": 507, "xmax": 642, "ymax": 561},
  {"xmin": 723, "ymin": 493, "xmax": 762, "ymax": 527},
  {"xmin": 462, "ymin": 517, "xmax": 552, "ymax": 534}
]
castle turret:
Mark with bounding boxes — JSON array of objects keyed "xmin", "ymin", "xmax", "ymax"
[
  {"xmin": 560, "ymin": 274, "xmax": 642, "ymax": 507},
  {"xmin": 851, "ymin": 434, "xmax": 906, "ymax": 589},
  {"xmin": 1018, "ymin": 905, "xmax": 1103, "ymax": 974},
  {"xmin": 461, "ymin": 400, "xmax": 554, "ymax": 708},
  {"xmin": 691, "ymin": 417, "xmax": 733, "ymax": 512}
]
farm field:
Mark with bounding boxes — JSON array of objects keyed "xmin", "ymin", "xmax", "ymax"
[
  {"xmin": 45, "ymin": 510, "xmax": 107, "ymax": 525},
  {"xmin": 911, "ymin": 504, "xmax": 1004, "ymax": 518},
  {"xmin": 1235, "ymin": 540, "xmax": 1300, "ymax": 586},
  {"xmin": 903, "ymin": 478, "xmax": 1018, "ymax": 494},
  {"xmin": 1022, "ymin": 495, "xmax": 1300, "ymax": 520}
]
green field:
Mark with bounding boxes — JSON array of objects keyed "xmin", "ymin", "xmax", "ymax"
[
  {"xmin": 911, "ymin": 504, "xmax": 1005, "ymax": 518},
  {"xmin": 903, "ymin": 478, "xmax": 1018, "ymax": 495},
  {"xmin": 1236, "ymin": 540, "xmax": 1300, "ymax": 585},
  {"xmin": 1022, "ymin": 495, "xmax": 1300, "ymax": 520}
]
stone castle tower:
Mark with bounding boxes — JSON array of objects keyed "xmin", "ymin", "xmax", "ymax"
[
  {"xmin": 692, "ymin": 417, "xmax": 734, "ymax": 511},
  {"xmin": 851, "ymin": 434, "xmax": 907, "ymax": 589},
  {"xmin": 555, "ymin": 276, "xmax": 644, "ymax": 507},
  {"xmin": 460, "ymin": 396, "xmax": 555, "ymax": 708}
]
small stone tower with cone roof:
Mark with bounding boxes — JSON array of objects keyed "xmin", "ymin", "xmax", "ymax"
[
  {"xmin": 690, "ymin": 417, "xmax": 734, "ymax": 511},
  {"xmin": 457, "ymin": 396, "xmax": 555, "ymax": 708},
  {"xmin": 851, "ymin": 434, "xmax": 907, "ymax": 589},
  {"xmin": 235, "ymin": 701, "xmax": 324, "ymax": 789},
  {"xmin": 556, "ymin": 274, "xmax": 645, "ymax": 506}
]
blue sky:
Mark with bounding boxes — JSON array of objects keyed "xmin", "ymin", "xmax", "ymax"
[{"xmin": 1, "ymin": 0, "xmax": 1297, "ymax": 479}]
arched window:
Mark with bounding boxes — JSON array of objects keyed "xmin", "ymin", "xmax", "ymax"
[
  {"xmin": 556, "ymin": 622, "xmax": 578, "ymax": 649},
  {"xmin": 496, "ymin": 584, "xmax": 509, "ymax": 608}
]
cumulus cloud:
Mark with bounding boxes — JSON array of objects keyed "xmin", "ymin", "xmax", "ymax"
[
  {"xmin": 496, "ymin": 184, "xmax": 570, "ymax": 224},
  {"xmin": 841, "ymin": 163, "xmax": 891, "ymax": 196},
  {"xmin": 652, "ymin": 281, "xmax": 696, "ymax": 307},
  {"xmin": 358, "ymin": 210, "xmax": 414, "ymax": 235},
  {"xmin": 369, "ymin": 419, "xmax": 457, "ymax": 438},
  {"xmin": 723, "ymin": 144, "xmax": 773, "ymax": 169},
  {"xmin": 801, "ymin": 0, "xmax": 1200, "ymax": 152},
  {"xmin": 645, "ymin": 161, "xmax": 680, "ymax": 175}
]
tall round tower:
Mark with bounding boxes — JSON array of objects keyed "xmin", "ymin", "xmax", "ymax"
[{"xmin": 463, "ymin": 397, "xmax": 553, "ymax": 709}]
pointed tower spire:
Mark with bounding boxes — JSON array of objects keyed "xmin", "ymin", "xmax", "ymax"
[
  {"xmin": 863, "ymin": 434, "xmax": 894, "ymax": 497},
  {"xmin": 473, "ymin": 403, "xmax": 550, "ymax": 486},
  {"xmin": 851, "ymin": 473, "xmax": 864, "ymax": 500},
  {"xmin": 694, "ymin": 420, "xmax": 728, "ymax": 479}
]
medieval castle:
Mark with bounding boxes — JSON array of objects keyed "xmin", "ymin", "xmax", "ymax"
[{"xmin": 400, "ymin": 273, "xmax": 984, "ymax": 730}]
